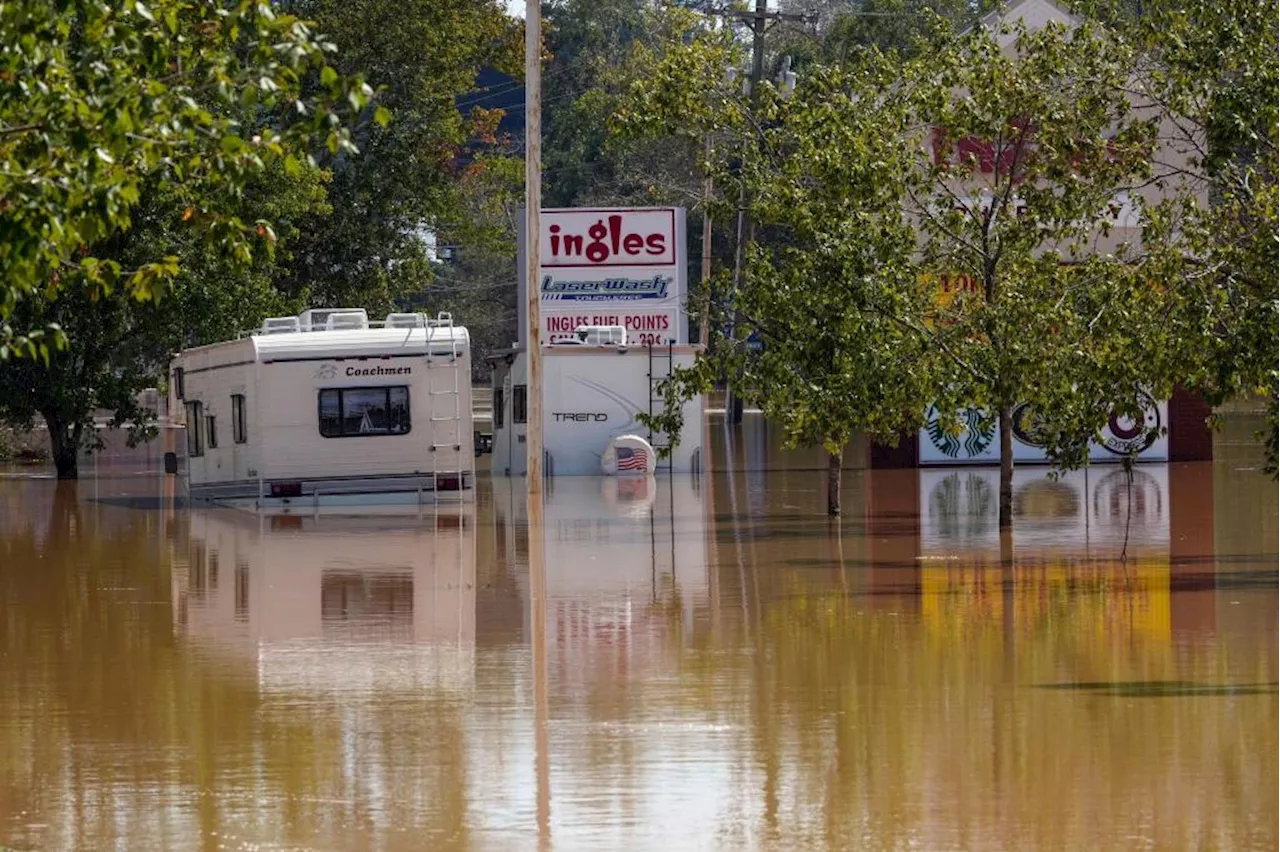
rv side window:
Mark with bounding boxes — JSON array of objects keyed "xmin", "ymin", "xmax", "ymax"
[
  {"xmin": 173, "ymin": 367, "xmax": 185, "ymax": 401},
  {"xmin": 206, "ymin": 415, "xmax": 218, "ymax": 449},
  {"xmin": 185, "ymin": 401, "xmax": 203, "ymax": 457},
  {"xmin": 512, "ymin": 385, "xmax": 527, "ymax": 425},
  {"xmin": 493, "ymin": 387, "xmax": 504, "ymax": 429},
  {"xmin": 231, "ymin": 394, "xmax": 247, "ymax": 443},
  {"xmin": 318, "ymin": 386, "xmax": 411, "ymax": 438}
]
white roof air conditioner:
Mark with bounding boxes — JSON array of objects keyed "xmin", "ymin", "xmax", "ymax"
[
  {"xmin": 261, "ymin": 316, "xmax": 301, "ymax": 334},
  {"xmin": 297, "ymin": 308, "xmax": 368, "ymax": 332},
  {"xmin": 386, "ymin": 312, "xmax": 426, "ymax": 329},
  {"xmin": 325, "ymin": 311, "xmax": 369, "ymax": 331}
]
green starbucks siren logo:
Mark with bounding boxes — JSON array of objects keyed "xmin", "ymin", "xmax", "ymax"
[{"xmin": 925, "ymin": 405, "xmax": 996, "ymax": 459}]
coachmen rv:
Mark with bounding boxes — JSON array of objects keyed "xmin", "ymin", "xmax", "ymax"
[
  {"xmin": 169, "ymin": 309, "xmax": 474, "ymax": 507},
  {"xmin": 486, "ymin": 329, "xmax": 704, "ymax": 477}
]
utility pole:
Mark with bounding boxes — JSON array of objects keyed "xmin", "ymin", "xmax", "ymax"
[
  {"xmin": 699, "ymin": 132, "xmax": 713, "ymax": 350},
  {"xmin": 523, "ymin": 5, "xmax": 549, "ymax": 846},
  {"xmin": 525, "ymin": 0, "xmax": 543, "ymax": 496},
  {"xmin": 722, "ymin": 1, "xmax": 811, "ymax": 424}
]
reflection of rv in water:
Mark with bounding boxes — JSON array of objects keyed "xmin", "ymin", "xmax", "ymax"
[
  {"xmin": 172, "ymin": 505, "xmax": 476, "ymax": 694},
  {"xmin": 491, "ymin": 477, "xmax": 709, "ymax": 674},
  {"xmin": 169, "ymin": 308, "xmax": 475, "ymax": 508}
]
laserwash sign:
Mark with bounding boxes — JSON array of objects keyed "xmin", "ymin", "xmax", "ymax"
[{"xmin": 519, "ymin": 207, "xmax": 688, "ymax": 346}]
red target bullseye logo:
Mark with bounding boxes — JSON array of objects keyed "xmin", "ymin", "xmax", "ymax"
[
  {"xmin": 1101, "ymin": 392, "xmax": 1161, "ymax": 455},
  {"xmin": 1107, "ymin": 412, "xmax": 1144, "ymax": 440}
]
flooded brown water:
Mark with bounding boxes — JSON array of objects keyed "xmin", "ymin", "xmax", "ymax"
[{"xmin": 0, "ymin": 420, "xmax": 1276, "ymax": 851}]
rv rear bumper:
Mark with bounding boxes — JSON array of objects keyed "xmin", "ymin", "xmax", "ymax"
[{"xmin": 189, "ymin": 472, "xmax": 475, "ymax": 504}]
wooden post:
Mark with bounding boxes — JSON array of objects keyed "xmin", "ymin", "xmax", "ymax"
[
  {"xmin": 525, "ymin": 0, "xmax": 543, "ymax": 497},
  {"xmin": 524, "ymin": 5, "xmax": 550, "ymax": 847}
]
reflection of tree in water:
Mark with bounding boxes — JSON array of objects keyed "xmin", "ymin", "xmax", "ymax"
[
  {"xmin": 929, "ymin": 472, "xmax": 994, "ymax": 540},
  {"xmin": 734, "ymin": 580, "xmax": 1277, "ymax": 851}
]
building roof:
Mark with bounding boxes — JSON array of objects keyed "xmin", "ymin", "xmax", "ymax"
[{"xmin": 969, "ymin": 0, "xmax": 1081, "ymax": 44}]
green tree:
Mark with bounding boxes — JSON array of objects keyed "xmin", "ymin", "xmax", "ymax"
[
  {"xmin": 775, "ymin": 0, "xmax": 994, "ymax": 67},
  {"xmin": 0, "ymin": 0, "xmax": 371, "ymax": 357},
  {"xmin": 276, "ymin": 0, "xmax": 522, "ymax": 311},
  {"xmin": 0, "ymin": 163, "xmax": 327, "ymax": 478},
  {"xmin": 899, "ymin": 18, "xmax": 1175, "ymax": 526},
  {"xmin": 618, "ymin": 11, "xmax": 1217, "ymax": 521},
  {"xmin": 1116, "ymin": 0, "xmax": 1278, "ymax": 474},
  {"xmin": 623, "ymin": 53, "xmax": 943, "ymax": 515}
]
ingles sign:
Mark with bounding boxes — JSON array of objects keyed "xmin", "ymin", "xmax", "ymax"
[
  {"xmin": 520, "ymin": 207, "xmax": 687, "ymax": 346},
  {"xmin": 542, "ymin": 210, "xmax": 676, "ymax": 267}
]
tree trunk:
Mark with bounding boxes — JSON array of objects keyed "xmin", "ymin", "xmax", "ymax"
[
  {"xmin": 45, "ymin": 415, "xmax": 80, "ymax": 480},
  {"xmin": 826, "ymin": 446, "xmax": 842, "ymax": 516},
  {"xmin": 998, "ymin": 404, "xmax": 1013, "ymax": 528}
]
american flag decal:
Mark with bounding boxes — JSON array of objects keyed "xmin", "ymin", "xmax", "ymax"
[{"xmin": 615, "ymin": 446, "xmax": 649, "ymax": 472}]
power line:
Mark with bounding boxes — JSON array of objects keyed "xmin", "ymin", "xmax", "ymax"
[
  {"xmin": 455, "ymin": 58, "xmax": 586, "ymax": 110},
  {"xmin": 499, "ymin": 90, "xmax": 581, "ymax": 114}
]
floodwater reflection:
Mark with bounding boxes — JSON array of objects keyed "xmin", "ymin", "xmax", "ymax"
[{"xmin": 0, "ymin": 455, "xmax": 1275, "ymax": 851}]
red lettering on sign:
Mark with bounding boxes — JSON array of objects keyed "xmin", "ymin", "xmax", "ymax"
[
  {"xmin": 622, "ymin": 314, "xmax": 670, "ymax": 331},
  {"xmin": 545, "ymin": 213, "xmax": 670, "ymax": 265}
]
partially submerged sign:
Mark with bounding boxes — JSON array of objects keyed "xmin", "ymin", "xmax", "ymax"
[
  {"xmin": 519, "ymin": 207, "xmax": 688, "ymax": 346},
  {"xmin": 919, "ymin": 394, "xmax": 1170, "ymax": 465}
]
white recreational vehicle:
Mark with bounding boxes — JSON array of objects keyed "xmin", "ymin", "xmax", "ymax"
[
  {"xmin": 169, "ymin": 308, "xmax": 475, "ymax": 506},
  {"xmin": 486, "ymin": 328, "xmax": 704, "ymax": 477}
]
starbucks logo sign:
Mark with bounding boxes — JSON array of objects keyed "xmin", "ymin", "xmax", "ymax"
[{"xmin": 925, "ymin": 405, "xmax": 996, "ymax": 459}]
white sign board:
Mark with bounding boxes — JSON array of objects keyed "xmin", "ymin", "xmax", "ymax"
[
  {"xmin": 919, "ymin": 394, "xmax": 1170, "ymax": 465},
  {"xmin": 519, "ymin": 207, "xmax": 688, "ymax": 346}
]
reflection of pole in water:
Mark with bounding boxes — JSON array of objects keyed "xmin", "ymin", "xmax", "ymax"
[
  {"xmin": 527, "ymin": 487, "xmax": 550, "ymax": 848},
  {"xmin": 724, "ymin": 417, "xmax": 750, "ymax": 639}
]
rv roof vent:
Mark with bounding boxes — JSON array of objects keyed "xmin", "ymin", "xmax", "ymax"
[
  {"xmin": 325, "ymin": 310, "xmax": 369, "ymax": 331},
  {"xmin": 261, "ymin": 316, "xmax": 301, "ymax": 334},
  {"xmin": 386, "ymin": 312, "xmax": 426, "ymax": 329}
]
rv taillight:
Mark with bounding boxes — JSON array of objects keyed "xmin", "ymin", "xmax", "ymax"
[
  {"xmin": 269, "ymin": 481, "xmax": 303, "ymax": 498},
  {"xmin": 435, "ymin": 475, "xmax": 460, "ymax": 492}
]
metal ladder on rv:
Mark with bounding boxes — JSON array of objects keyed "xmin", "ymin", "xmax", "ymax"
[
  {"xmin": 426, "ymin": 312, "xmax": 472, "ymax": 501},
  {"xmin": 647, "ymin": 342, "xmax": 675, "ymax": 473}
]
